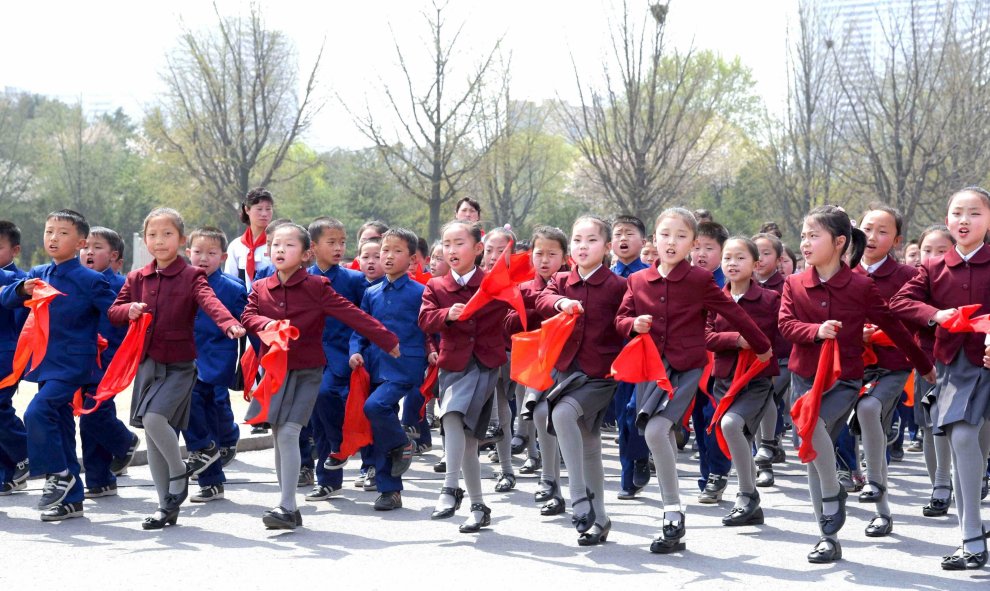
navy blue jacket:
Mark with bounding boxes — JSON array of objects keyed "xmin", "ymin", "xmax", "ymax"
[
  {"xmin": 350, "ymin": 274, "xmax": 428, "ymax": 385},
  {"xmin": 96, "ymin": 267, "xmax": 127, "ymax": 373},
  {"xmin": 195, "ymin": 270, "xmax": 248, "ymax": 385},
  {"xmin": 308, "ymin": 264, "xmax": 368, "ymax": 378},
  {"xmin": 0, "ymin": 263, "xmax": 28, "ymax": 377}
]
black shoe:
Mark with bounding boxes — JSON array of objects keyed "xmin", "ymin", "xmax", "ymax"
[
  {"xmin": 534, "ymin": 479, "xmax": 557, "ymax": 503},
  {"xmin": 818, "ymin": 488, "xmax": 848, "ymax": 536},
  {"xmin": 649, "ymin": 511, "xmax": 686, "ymax": 553},
  {"xmin": 570, "ymin": 489, "xmax": 596, "ymax": 534},
  {"xmin": 487, "ymin": 449, "xmax": 500, "ymax": 464},
  {"xmin": 458, "ymin": 503, "xmax": 491, "ymax": 533},
  {"xmin": 889, "ymin": 446, "xmax": 904, "ymax": 461},
  {"xmin": 578, "ymin": 518, "xmax": 611, "ymax": 546},
  {"xmin": 923, "ymin": 485, "xmax": 952, "ymax": 517},
  {"xmin": 389, "ymin": 441, "xmax": 416, "ymax": 477},
  {"xmin": 858, "ymin": 480, "xmax": 886, "ymax": 503},
  {"xmin": 510, "ymin": 435, "xmax": 529, "ymax": 455},
  {"xmin": 163, "ymin": 474, "xmax": 189, "ymax": 511},
  {"xmin": 617, "ymin": 487, "xmax": 643, "ymax": 500},
  {"xmin": 297, "ymin": 466, "xmax": 314, "ymax": 488},
  {"xmin": 37, "ymin": 473, "xmax": 77, "ymax": 510},
  {"xmin": 304, "ymin": 484, "xmax": 342, "ymax": 502},
  {"xmin": 142, "ymin": 507, "xmax": 179, "ymax": 530},
  {"xmin": 722, "ymin": 491, "xmax": 764, "ymax": 526},
  {"xmin": 941, "ymin": 529, "xmax": 989, "ymax": 570},
  {"xmin": 219, "ymin": 446, "xmax": 237, "ymax": 467},
  {"xmin": 41, "ymin": 501, "xmax": 84, "ymax": 522},
  {"xmin": 663, "ymin": 511, "xmax": 686, "ymax": 540},
  {"xmin": 433, "ymin": 460, "xmax": 447, "ymax": 473},
  {"xmin": 84, "ymin": 484, "xmax": 118, "ymax": 499},
  {"xmin": 865, "ymin": 514, "xmax": 893, "ymax": 537},
  {"xmin": 807, "ymin": 537, "xmax": 842, "ymax": 563},
  {"xmin": 698, "ymin": 473, "xmax": 728, "ymax": 504},
  {"xmin": 0, "ymin": 480, "xmax": 26, "ymax": 495},
  {"xmin": 982, "ymin": 476, "xmax": 989, "ymax": 501},
  {"xmin": 250, "ymin": 424, "xmax": 270, "ymax": 435},
  {"xmin": 403, "ymin": 425, "xmax": 420, "ymax": 441},
  {"xmin": 519, "ymin": 456, "xmax": 542, "ymax": 474},
  {"xmin": 185, "ymin": 443, "xmax": 220, "ymax": 477},
  {"xmin": 541, "ymin": 496, "xmax": 565, "ymax": 516},
  {"xmin": 374, "ymin": 491, "xmax": 402, "ymax": 511},
  {"xmin": 478, "ymin": 427, "xmax": 504, "ymax": 450},
  {"xmin": 263, "ymin": 506, "xmax": 298, "ymax": 530},
  {"xmin": 431, "ymin": 487, "xmax": 464, "ymax": 519},
  {"xmin": 494, "ymin": 473, "xmax": 516, "ymax": 492},
  {"xmin": 674, "ymin": 426, "xmax": 688, "ymax": 450},
  {"xmin": 11, "ymin": 458, "xmax": 29, "ymax": 485},
  {"xmin": 633, "ymin": 459, "xmax": 651, "ymax": 488},
  {"xmin": 191, "ymin": 484, "xmax": 225, "ymax": 503},
  {"xmin": 324, "ymin": 455, "xmax": 347, "ymax": 471},
  {"xmin": 110, "ymin": 433, "xmax": 140, "ymax": 476},
  {"xmin": 755, "ymin": 465, "xmax": 775, "ymax": 488}
]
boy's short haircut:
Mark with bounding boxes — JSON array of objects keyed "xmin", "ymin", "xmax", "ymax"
[
  {"xmin": 416, "ymin": 237, "xmax": 430, "ymax": 259},
  {"xmin": 48, "ymin": 209, "xmax": 89, "ymax": 238},
  {"xmin": 188, "ymin": 226, "xmax": 229, "ymax": 252},
  {"xmin": 0, "ymin": 220, "xmax": 22, "ymax": 248},
  {"xmin": 358, "ymin": 220, "xmax": 389, "ymax": 241},
  {"xmin": 612, "ymin": 215, "xmax": 647, "ymax": 238},
  {"xmin": 697, "ymin": 221, "xmax": 729, "ymax": 247},
  {"xmin": 89, "ymin": 226, "xmax": 126, "ymax": 259},
  {"xmin": 265, "ymin": 218, "xmax": 293, "ymax": 236},
  {"xmin": 309, "ymin": 216, "xmax": 347, "ymax": 242},
  {"xmin": 382, "ymin": 228, "xmax": 419, "ymax": 256}
]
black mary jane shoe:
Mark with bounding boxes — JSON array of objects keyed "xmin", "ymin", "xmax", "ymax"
[
  {"xmin": 458, "ymin": 503, "xmax": 492, "ymax": 533},
  {"xmin": 570, "ymin": 489, "xmax": 596, "ymax": 534},
  {"xmin": 262, "ymin": 506, "xmax": 298, "ymax": 530},
  {"xmin": 923, "ymin": 486, "xmax": 952, "ymax": 517},
  {"xmin": 519, "ymin": 456, "xmax": 542, "ymax": 475},
  {"xmin": 662, "ymin": 511, "xmax": 686, "ymax": 540},
  {"xmin": 494, "ymin": 473, "xmax": 516, "ymax": 493},
  {"xmin": 541, "ymin": 496, "xmax": 565, "ymax": 516},
  {"xmin": 430, "ymin": 487, "xmax": 465, "ymax": 519},
  {"xmin": 722, "ymin": 491, "xmax": 764, "ymax": 526},
  {"xmin": 142, "ymin": 507, "xmax": 179, "ymax": 530},
  {"xmin": 941, "ymin": 528, "xmax": 989, "ymax": 570},
  {"xmin": 755, "ymin": 465, "xmax": 775, "ymax": 488},
  {"xmin": 510, "ymin": 435, "xmax": 529, "ymax": 456},
  {"xmin": 858, "ymin": 480, "xmax": 886, "ymax": 504},
  {"xmin": 807, "ymin": 537, "xmax": 842, "ymax": 563},
  {"xmin": 163, "ymin": 474, "xmax": 189, "ymax": 511},
  {"xmin": 650, "ymin": 513, "xmax": 687, "ymax": 555},
  {"xmin": 865, "ymin": 514, "xmax": 893, "ymax": 537},
  {"xmin": 578, "ymin": 518, "xmax": 611, "ymax": 546},
  {"xmin": 534, "ymin": 480, "xmax": 557, "ymax": 503},
  {"xmin": 818, "ymin": 488, "xmax": 848, "ymax": 536}
]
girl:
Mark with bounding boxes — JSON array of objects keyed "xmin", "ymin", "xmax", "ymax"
[
  {"xmin": 849, "ymin": 204, "xmax": 920, "ymax": 538},
  {"xmin": 535, "ymin": 215, "xmax": 627, "ymax": 546},
  {"xmin": 891, "ymin": 188, "xmax": 990, "ymax": 570},
  {"xmin": 419, "ymin": 220, "xmax": 509, "ymax": 533},
  {"xmin": 616, "ymin": 208, "xmax": 773, "ymax": 554},
  {"xmin": 109, "ymin": 208, "xmax": 247, "ymax": 529},
  {"xmin": 224, "ymin": 187, "xmax": 274, "ymax": 290},
  {"xmin": 507, "ymin": 226, "xmax": 567, "ymax": 515},
  {"xmin": 779, "ymin": 245, "xmax": 798, "ymax": 276},
  {"xmin": 705, "ymin": 237, "xmax": 780, "ymax": 526},
  {"xmin": 779, "ymin": 205, "xmax": 934, "ymax": 563},
  {"xmin": 241, "ymin": 223, "xmax": 398, "ymax": 529}
]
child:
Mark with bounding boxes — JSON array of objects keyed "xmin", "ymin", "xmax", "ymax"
[
  {"xmin": 225, "ymin": 187, "xmax": 274, "ymax": 291},
  {"xmin": 419, "ymin": 220, "xmax": 508, "ymax": 533},
  {"xmin": 243, "ymin": 223, "xmax": 398, "ymax": 528},
  {"xmin": 429, "ymin": 241, "xmax": 450, "ymax": 278},
  {"xmin": 610, "ymin": 215, "xmax": 652, "ymax": 499},
  {"xmin": 779, "ymin": 245, "xmax": 798, "ymax": 276},
  {"xmin": 109, "ymin": 208, "xmax": 247, "ymax": 529},
  {"xmin": 0, "ymin": 221, "xmax": 30, "ymax": 495},
  {"xmin": 349, "ymin": 228, "xmax": 427, "ymax": 511},
  {"xmin": 79, "ymin": 226, "xmax": 140, "ymax": 498},
  {"xmin": 890, "ymin": 187, "xmax": 990, "ymax": 569},
  {"xmin": 353, "ymin": 237, "xmax": 387, "ymax": 485},
  {"xmin": 705, "ymin": 237, "xmax": 780, "ymax": 526},
  {"xmin": 779, "ymin": 205, "xmax": 933, "ymax": 563},
  {"xmin": 905, "ymin": 239, "xmax": 921, "ymax": 267},
  {"xmin": 359, "ymin": 238, "xmax": 386, "ymax": 286},
  {"xmin": 0, "ymin": 210, "xmax": 117, "ymax": 521},
  {"xmin": 640, "ymin": 238, "xmax": 659, "ymax": 267},
  {"xmin": 535, "ymin": 215, "xmax": 627, "ymax": 546},
  {"xmin": 348, "ymin": 220, "xmax": 389, "ymax": 270},
  {"xmin": 181, "ymin": 227, "xmax": 248, "ymax": 502},
  {"xmin": 616, "ymin": 208, "xmax": 772, "ymax": 554},
  {"xmin": 399, "ymin": 234, "xmax": 436, "ymax": 454}
]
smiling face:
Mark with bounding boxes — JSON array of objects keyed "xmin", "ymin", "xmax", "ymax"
[
  {"xmin": 800, "ymin": 219, "xmax": 845, "ymax": 270},
  {"xmin": 442, "ymin": 225, "xmax": 483, "ymax": 275},
  {"xmin": 143, "ymin": 216, "xmax": 184, "ymax": 267},
  {"xmin": 312, "ymin": 228, "xmax": 347, "ymax": 268},
  {"xmin": 532, "ymin": 237, "xmax": 565, "ymax": 280},
  {"xmin": 860, "ymin": 210, "xmax": 901, "ymax": 265},
  {"xmin": 655, "ymin": 215, "xmax": 694, "ymax": 270},
  {"xmin": 380, "ymin": 235, "xmax": 412, "ymax": 280},
  {"xmin": 721, "ymin": 239, "xmax": 756, "ymax": 285},
  {"xmin": 81, "ymin": 235, "xmax": 118, "ymax": 272},
  {"xmin": 946, "ymin": 191, "xmax": 990, "ymax": 253},
  {"xmin": 187, "ymin": 236, "xmax": 226, "ymax": 277},
  {"xmin": 270, "ymin": 226, "xmax": 310, "ymax": 274},
  {"xmin": 611, "ymin": 223, "xmax": 645, "ymax": 265},
  {"xmin": 44, "ymin": 219, "xmax": 87, "ymax": 264},
  {"xmin": 482, "ymin": 233, "xmax": 511, "ymax": 272},
  {"xmin": 570, "ymin": 220, "xmax": 609, "ymax": 273},
  {"xmin": 754, "ymin": 237, "xmax": 779, "ymax": 280}
]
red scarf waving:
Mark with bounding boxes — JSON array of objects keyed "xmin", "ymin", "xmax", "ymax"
[
  {"xmin": 458, "ymin": 241, "xmax": 529, "ymax": 329},
  {"xmin": 240, "ymin": 228, "xmax": 267, "ymax": 281},
  {"xmin": 244, "ymin": 320, "xmax": 300, "ymax": 425},
  {"xmin": 861, "ymin": 325, "xmax": 897, "ymax": 365},
  {"xmin": 944, "ymin": 304, "xmax": 990, "ymax": 333},
  {"xmin": 240, "ymin": 344, "xmax": 261, "ymax": 402},
  {"xmin": 0, "ymin": 280, "xmax": 64, "ymax": 388},
  {"xmin": 511, "ymin": 311, "xmax": 580, "ymax": 391},
  {"xmin": 706, "ymin": 349, "xmax": 771, "ymax": 459},
  {"xmin": 412, "ymin": 263, "xmax": 432, "ymax": 285},
  {"xmin": 419, "ymin": 363, "xmax": 439, "ymax": 419},
  {"xmin": 609, "ymin": 333, "xmax": 674, "ymax": 396},
  {"xmin": 74, "ymin": 313, "xmax": 153, "ymax": 416},
  {"xmin": 791, "ymin": 339, "xmax": 842, "ymax": 463},
  {"xmin": 332, "ymin": 365, "xmax": 373, "ymax": 460}
]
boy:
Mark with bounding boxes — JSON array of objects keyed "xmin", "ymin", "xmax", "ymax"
[
  {"xmin": 181, "ymin": 227, "xmax": 248, "ymax": 502},
  {"xmin": 348, "ymin": 220, "xmax": 389, "ymax": 270},
  {"xmin": 353, "ymin": 237, "xmax": 387, "ymax": 485},
  {"xmin": 348, "ymin": 228, "xmax": 426, "ymax": 510},
  {"xmin": 305, "ymin": 217, "xmax": 369, "ymax": 501},
  {"xmin": 609, "ymin": 215, "xmax": 652, "ymax": 499},
  {"xmin": 358, "ymin": 238, "xmax": 386, "ymax": 286},
  {"xmin": 0, "ymin": 220, "xmax": 29, "ymax": 495},
  {"xmin": 692, "ymin": 221, "xmax": 728, "ymax": 288},
  {"xmin": 79, "ymin": 227, "xmax": 140, "ymax": 498},
  {"xmin": 0, "ymin": 210, "xmax": 117, "ymax": 520},
  {"xmin": 640, "ymin": 238, "xmax": 659, "ymax": 267}
]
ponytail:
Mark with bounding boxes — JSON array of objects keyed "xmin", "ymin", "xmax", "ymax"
[{"xmin": 848, "ymin": 228, "xmax": 867, "ymax": 268}]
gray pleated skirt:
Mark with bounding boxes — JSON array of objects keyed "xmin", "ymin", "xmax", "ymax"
[
  {"xmin": 712, "ymin": 376, "xmax": 774, "ymax": 438},
  {"xmin": 635, "ymin": 362, "xmax": 703, "ymax": 432},
  {"xmin": 545, "ymin": 370, "xmax": 618, "ymax": 435},
  {"xmin": 791, "ymin": 373, "xmax": 862, "ymax": 441},
  {"xmin": 858, "ymin": 367, "xmax": 910, "ymax": 431},
  {"xmin": 438, "ymin": 358, "xmax": 499, "ymax": 439},
  {"xmin": 521, "ymin": 369, "xmax": 560, "ymax": 420},
  {"xmin": 914, "ymin": 370, "xmax": 936, "ymax": 428},
  {"xmin": 244, "ymin": 367, "xmax": 323, "ymax": 427},
  {"xmin": 929, "ymin": 351, "xmax": 990, "ymax": 435},
  {"xmin": 130, "ymin": 358, "xmax": 197, "ymax": 430},
  {"xmin": 772, "ymin": 358, "xmax": 791, "ymax": 404}
]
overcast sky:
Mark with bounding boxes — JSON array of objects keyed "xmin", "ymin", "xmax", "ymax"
[{"xmin": 0, "ymin": 0, "xmax": 795, "ymax": 150}]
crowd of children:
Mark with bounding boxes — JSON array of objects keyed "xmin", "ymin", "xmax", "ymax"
[{"xmin": 1, "ymin": 187, "xmax": 989, "ymax": 571}]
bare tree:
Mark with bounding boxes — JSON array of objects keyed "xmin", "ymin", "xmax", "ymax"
[
  {"xmin": 146, "ymin": 2, "xmax": 322, "ymax": 220},
  {"xmin": 349, "ymin": 2, "xmax": 503, "ymax": 240},
  {"xmin": 563, "ymin": 1, "xmax": 757, "ymax": 223},
  {"xmin": 0, "ymin": 93, "xmax": 38, "ymax": 205}
]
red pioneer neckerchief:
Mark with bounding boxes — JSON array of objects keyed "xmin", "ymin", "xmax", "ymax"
[
  {"xmin": 73, "ymin": 313, "xmax": 153, "ymax": 416},
  {"xmin": 0, "ymin": 280, "xmax": 64, "ymax": 389},
  {"xmin": 510, "ymin": 311, "xmax": 579, "ymax": 391},
  {"xmin": 458, "ymin": 242, "xmax": 531, "ymax": 329},
  {"xmin": 240, "ymin": 228, "xmax": 267, "ymax": 282},
  {"xmin": 332, "ymin": 364, "xmax": 373, "ymax": 460},
  {"xmin": 706, "ymin": 349, "xmax": 771, "ymax": 459},
  {"xmin": 243, "ymin": 320, "xmax": 299, "ymax": 425},
  {"xmin": 790, "ymin": 339, "xmax": 842, "ymax": 463}
]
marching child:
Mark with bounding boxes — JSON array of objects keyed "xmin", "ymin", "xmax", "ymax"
[{"xmin": 0, "ymin": 220, "xmax": 29, "ymax": 495}]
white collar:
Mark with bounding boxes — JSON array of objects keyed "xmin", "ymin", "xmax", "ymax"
[
  {"xmin": 451, "ymin": 266, "xmax": 477, "ymax": 286},
  {"xmin": 578, "ymin": 264, "xmax": 602, "ymax": 281},
  {"xmin": 957, "ymin": 244, "xmax": 984, "ymax": 262},
  {"xmin": 861, "ymin": 255, "xmax": 888, "ymax": 274}
]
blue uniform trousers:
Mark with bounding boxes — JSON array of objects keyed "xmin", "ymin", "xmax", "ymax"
[{"xmin": 25, "ymin": 380, "xmax": 84, "ymax": 503}]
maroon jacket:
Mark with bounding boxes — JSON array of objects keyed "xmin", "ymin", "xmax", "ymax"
[
  {"xmin": 705, "ymin": 281, "xmax": 781, "ymax": 379},
  {"xmin": 890, "ymin": 245, "xmax": 990, "ymax": 368},
  {"xmin": 504, "ymin": 274, "xmax": 552, "ymax": 336},
  {"xmin": 241, "ymin": 268, "xmax": 398, "ymax": 370},
  {"xmin": 615, "ymin": 260, "xmax": 771, "ymax": 373},
  {"xmin": 779, "ymin": 263, "xmax": 933, "ymax": 381},
  {"xmin": 535, "ymin": 266, "xmax": 626, "ymax": 379},
  {"xmin": 418, "ymin": 268, "xmax": 509, "ymax": 372},
  {"xmin": 758, "ymin": 270, "xmax": 791, "ymax": 359},
  {"xmin": 109, "ymin": 258, "xmax": 238, "ymax": 364},
  {"xmin": 852, "ymin": 257, "xmax": 920, "ymax": 372}
]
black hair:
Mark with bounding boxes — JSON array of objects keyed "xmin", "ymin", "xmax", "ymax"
[
  {"xmin": 382, "ymin": 227, "xmax": 419, "ymax": 256},
  {"xmin": 760, "ymin": 221, "xmax": 783, "ymax": 238},
  {"xmin": 265, "ymin": 218, "xmax": 293, "ymax": 236},
  {"xmin": 612, "ymin": 215, "xmax": 647, "ymax": 239},
  {"xmin": 455, "ymin": 197, "xmax": 482, "ymax": 215},
  {"xmin": 188, "ymin": 226, "xmax": 228, "ymax": 252},
  {"xmin": 90, "ymin": 226, "xmax": 125, "ymax": 259},
  {"xmin": 513, "ymin": 240, "xmax": 530, "ymax": 252},
  {"xmin": 441, "ymin": 219, "xmax": 484, "ymax": 244},
  {"xmin": 485, "ymin": 226, "xmax": 516, "ymax": 245},
  {"xmin": 240, "ymin": 187, "xmax": 274, "ymax": 225},
  {"xmin": 531, "ymin": 225, "xmax": 569, "ymax": 253},
  {"xmin": 360, "ymin": 236, "xmax": 382, "ymax": 249},
  {"xmin": 725, "ymin": 236, "xmax": 759, "ymax": 261},
  {"xmin": 308, "ymin": 216, "xmax": 346, "ymax": 242},
  {"xmin": 863, "ymin": 202, "xmax": 904, "ymax": 237},
  {"xmin": 948, "ymin": 186, "xmax": 990, "ymax": 209},
  {"xmin": 357, "ymin": 220, "xmax": 389, "ymax": 242},
  {"xmin": 142, "ymin": 207, "xmax": 184, "ymax": 236},
  {"xmin": 782, "ymin": 244, "xmax": 799, "ymax": 264},
  {"xmin": 694, "ymin": 208, "xmax": 713, "ymax": 223},
  {"xmin": 416, "ymin": 237, "xmax": 430, "ymax": 259},
  {"xmin": 918, "ymin": 224, "xmax": 955, "ymax": 247},
  {"xmin": 804, "ymin": 205, "xmax": 866, "ymax": 268},
  {"xmin": 752, "ymin": 232, "xmax": 783, "ymax": 258},
  {"xmin": 48, "ymin": 209, "xmax": 89, "ymax": 238},
  {"xmin": 697, "ymin": 221, "xmax": 729, "ymax": 247},
  {"xmin": 275, "ymin": 222, "xmax": 311, "ymax": 251},
  {"xmin": 0, "ymin": 220, "xmax": 22, "ymax": 248}
]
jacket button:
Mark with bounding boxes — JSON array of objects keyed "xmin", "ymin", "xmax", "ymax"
[
  {"xmin": 150, "ymin": 291, "xmax": 156, "ymax": 295},
  {"xmin": 820, "ymin": 301, "xmax": 827, "ymax": 307},
  {"xmin": 659, "ymin": 317, "xmax": 664, "ymax": 322},
  {"xmin": 279, "ymin": 302, "xmax": 284, "ymax": 308},
  {"xmin": 963, "ymin": 284, "xmax": 968, "ymax": 289}
]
